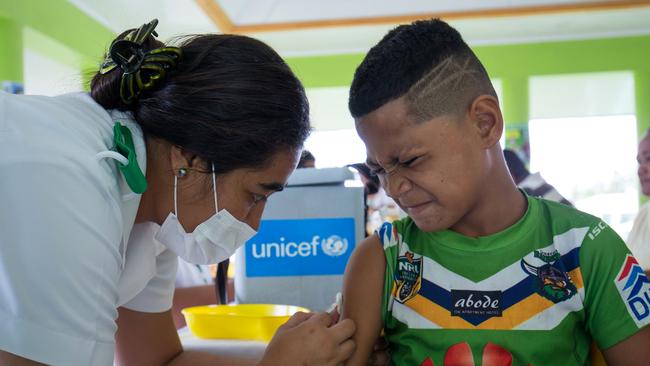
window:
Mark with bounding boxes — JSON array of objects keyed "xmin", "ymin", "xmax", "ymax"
[
  {"xmin": 304, "ymin": 129, "xmax": 367, "ymax": 168},
  {"xmin": 528, "ymin": 71, "xmax": 638, "ymax": 239}
]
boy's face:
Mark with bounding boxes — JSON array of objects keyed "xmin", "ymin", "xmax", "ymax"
[{"xmin": 356, "ymin": 97, "xmax": 489, "ymax": 232}]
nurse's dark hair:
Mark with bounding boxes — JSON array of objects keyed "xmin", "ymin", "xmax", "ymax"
[
  {"xmin": 348, "ymin": 18, "xmax": 496, "ymax": 121},
  {"xmin": 91, "ymin": 31, "xmax": 310, "ymax": 175}
]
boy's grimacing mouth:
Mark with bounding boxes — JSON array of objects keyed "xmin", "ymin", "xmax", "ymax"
[{"xmin": 402, "ymin": 199, "xmax": 437, "ymax": 215}]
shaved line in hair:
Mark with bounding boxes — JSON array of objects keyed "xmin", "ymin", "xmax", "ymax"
[{"xmin": 405, "ymin": 54, "xmax": 495, "ymax": 122}]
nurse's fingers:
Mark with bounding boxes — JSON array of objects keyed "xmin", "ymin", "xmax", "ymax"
[
  {"xmin": 329, "ymin": 318, "xmax": 356, "ymax": 344},
  {"xmin": 282, "ymin": 311, "xmax": 315, "ymax": 329},
  {"xmin": 333, "ymin": 338, "xmax": 357, "ymax": 364},
  {"xmin": 311, "ymin": 311, "xmax": 335, "ymax": 327}
]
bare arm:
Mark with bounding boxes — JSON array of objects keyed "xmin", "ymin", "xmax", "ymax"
[
  {"xmin": 115, "ymin": 307, "xmax": 257, "ymax": 366},
  {"xmin": 117, "ymin": 306, "xmax": 358, "ymax": 366},
  {"xmin": 602, "ymin": 326, "xmax": 650, "ymax": 366},
  {"xmin": 0, "ymin": 306, "xmax": 356, "ymax": 366},
  {"xmin": 0, "ymin": 351, "xmax": 47, "ymax": 365},
  {"xmin": 172, "ymin": 285, "xmax": 217, "ymax": 329},
  {"xmin": 341, "ymin": 235, "xmax": 386, "ymax": 366},
  {"xmin": 0, "ymin": 309, "xmax": 252, "ymax": 366}
]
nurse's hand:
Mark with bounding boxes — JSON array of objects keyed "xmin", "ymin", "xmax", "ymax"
[{"xmin": 258, "ymin": 311, "xmax": 356, "ymax": 366}]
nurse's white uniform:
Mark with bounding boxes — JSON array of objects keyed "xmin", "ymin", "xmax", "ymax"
[{"xmin": 0, "ymin": 92, "xmax": 178, "ymax": 365}]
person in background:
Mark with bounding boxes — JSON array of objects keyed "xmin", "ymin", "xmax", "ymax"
[
  {"xmin": 341, "ymin": 18, "xmax": 649, "ymax": 366},
  {"xmin": 172, "ymin": 258, "xmax": 229, "ymax": 329},
  {"xmin": 348, "ymin": 163, "xmax": 381, "ymax": 197},
  {"xmin": 298, "ymin": 150, "xmax": 316, "ymax": 168},
  {"xmin": 503, "ymin": 148, "xmax": 573, "ymax": 205},
  {"xmin": 348, "ymin": 163, "xmax": 404, "ymax": 235},
  {"xmin": 627, "ymin": 130, "xmax": 650, "ymax": 276}
]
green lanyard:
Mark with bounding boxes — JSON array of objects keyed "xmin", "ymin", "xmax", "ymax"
[{"xmin": 113, "ymin": 122, "xmax": 148, "ymax": 194}]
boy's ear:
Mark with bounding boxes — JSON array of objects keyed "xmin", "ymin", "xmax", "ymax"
[{"xmin": 469, "ymin": 95, "xmax": 503, "ymax": 149}]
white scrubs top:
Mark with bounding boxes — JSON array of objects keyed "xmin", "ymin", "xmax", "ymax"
[
  {"xmin": 0, "ymin": 92, "xmax": 178, "ymax": 365},
  {"xmin": 176, "ymin": 259, "xmax": 213, "ymax": 288}
]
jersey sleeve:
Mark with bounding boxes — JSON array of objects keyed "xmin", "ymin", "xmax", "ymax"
[
  {"xmin": 376, "ymin": 222, "xmax": 401, "ymax": 324},
  {"xmin": 580, "ymin": 219, "xmax": 650, "ymax": 349}
]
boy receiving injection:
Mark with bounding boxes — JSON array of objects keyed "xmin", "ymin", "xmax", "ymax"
[{"xmin": 341, "ymin": 18, "xmax": 650, "ymax": 366}]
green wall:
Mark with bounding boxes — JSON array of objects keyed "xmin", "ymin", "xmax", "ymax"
[
  {"xmin": 0, "ymin": 0, "xmax": 115, "ymax": 83},
  {"xmin": 0, "ymin": 17, "xmax": 23, "ymax": 82},
  {"xmin": 286, "ymin": 36, "xmax": 650, "ymax": 86}
]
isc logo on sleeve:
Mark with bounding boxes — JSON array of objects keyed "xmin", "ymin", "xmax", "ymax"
[
  {"xmin": 614, "ymin": 255, "xmax": 650, "ymax": 327},
  {"xmin": 245, "ymin": 218, "xmax": 356, "ymax": 277}
]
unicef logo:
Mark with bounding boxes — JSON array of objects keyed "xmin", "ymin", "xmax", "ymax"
[{"xmin": 321, "ymin": 235, "xmax": 349, "ymax": 257}]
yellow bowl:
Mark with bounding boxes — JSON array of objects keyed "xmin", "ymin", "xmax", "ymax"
[{"xmin": 182, "ymin": 304, "xmax": 310, "ymax": 341}]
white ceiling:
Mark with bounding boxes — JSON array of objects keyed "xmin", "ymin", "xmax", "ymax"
[
  {"xmin": 67, "ymin": 0, "xmax": 650, "ymax": 56},
  {"xmin": 219, "ymin": 0, "xmax": 612, "ymax": 25}
]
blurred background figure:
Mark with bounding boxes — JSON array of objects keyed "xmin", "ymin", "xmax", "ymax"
[
  {"xmin": 172, "ymin": 260, "xmax": 216, "ymax": 329},
  {"xmin": 504, "ymin": 148, "xmax": 573, "ymax": 206},
  {"xmin": 172, "ymin": 259, "xmax": 231, "ymax": 329},
  {"xmin": 348, "ymin": 163, "xmax": 404, "ymax": 235},
  {"xmin": 627, "ymin": 131, "xmax": 650, "ymax": 275},
  {"xmin": 297, "ymin": 150, "xmax": 316, "ymax": 168}
]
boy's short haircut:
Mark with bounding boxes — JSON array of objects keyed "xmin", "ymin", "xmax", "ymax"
[{"xmin": 349, "ymin": 18, "xmax": 497, "ymax": 121}]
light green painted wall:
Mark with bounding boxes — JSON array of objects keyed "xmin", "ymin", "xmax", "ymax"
[
  {"xmin": 287, "ymin": 54, "xmax": 364, "ymax": 88},
  {"xmin": 635, "ymin": 70, "xmax": 650, "ymax": 138},
  {"xmin": 501, "ymin": 76, "xmax": 529, "ymax": 127},
  {"xmin": 0, "ymin": 17, "xmax": 23, "ymax": 82},
  {"xmin": 0, "ymin": 0, "xmax": 116, "ymax": 85},
  {"xmin": 287, "ymin": 36, "xmax": 650, "ymax": 85}
]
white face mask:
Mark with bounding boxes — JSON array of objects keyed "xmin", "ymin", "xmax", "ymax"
[{"xmin": 154, "ymin": 163, "xmax": 257, "ymax": 264}]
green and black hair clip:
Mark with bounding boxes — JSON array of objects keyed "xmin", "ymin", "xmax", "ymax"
[{"xmin": 100, "ymin": 19, "xmax": 182, "ymax": 105}]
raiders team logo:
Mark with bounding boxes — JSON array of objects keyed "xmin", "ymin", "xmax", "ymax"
[
  {"xmin": 521, "ymin": 252, "xmax": 577, "ymax": 303},
  {"xmin": 395, "ymin": 251, "xmax": 423, "ymax": 304}
]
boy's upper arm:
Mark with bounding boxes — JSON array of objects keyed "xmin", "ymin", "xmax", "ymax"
[
  {"xmin": 341, "ymin": 234, "xmax": 387, "ymax": 366},
  {"xmin": 581, "ymin": 220, "xmax": 650, "ymax": 350},
  {"xmin": 602, "ymin": 325, "xmax": 650, "ymax": 366}
]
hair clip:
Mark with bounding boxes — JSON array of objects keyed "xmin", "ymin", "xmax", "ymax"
[{"xmin": 99, "ymin": 19, "xmax": 182, "ymax": 105}]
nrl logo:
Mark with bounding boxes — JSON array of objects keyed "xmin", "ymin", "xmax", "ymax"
[{"xmin": 395, "ymin": 251, "xmax": 423, "ymax": 304}]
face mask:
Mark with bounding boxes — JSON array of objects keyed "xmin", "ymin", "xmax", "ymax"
[{"xmin": 154, "ymin": 163, "xmax": 257, "ymax": 264}]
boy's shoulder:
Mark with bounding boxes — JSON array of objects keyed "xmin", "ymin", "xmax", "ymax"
[
  {"xmin": 533, "ymin": 196, "xmax": 603, "ymax": 232},
  {"xmin": 376, "ymin": 217, "xmax": 419, "ymax": 245}
]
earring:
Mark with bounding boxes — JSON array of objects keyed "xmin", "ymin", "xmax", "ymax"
[{"xmin": 178, "ymin": 168, "xmax": 188, "ymax": 177}]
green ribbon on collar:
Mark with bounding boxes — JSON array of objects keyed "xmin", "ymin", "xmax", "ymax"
[{"xmin": 113, "ymin": 122, "xmax": 147, "ymax": 194}]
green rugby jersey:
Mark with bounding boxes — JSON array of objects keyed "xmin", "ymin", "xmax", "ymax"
[{"xmin": 378, "ymin": 195, "xmax": 650, "ymax": 366}]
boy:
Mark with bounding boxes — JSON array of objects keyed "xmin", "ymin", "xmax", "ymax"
[{"xmin": 342, "ymin": 18, "xmax": 650, "ymax": 366}]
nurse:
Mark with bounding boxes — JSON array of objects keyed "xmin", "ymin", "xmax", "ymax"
[{"xmin": 0, "ymin": 20, "xmax": 355, "ymax": 366}]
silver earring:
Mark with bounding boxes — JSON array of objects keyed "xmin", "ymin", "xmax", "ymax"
[{"xmin": 178, "ymin": 168, "xmax": 188, "ymax": 177}]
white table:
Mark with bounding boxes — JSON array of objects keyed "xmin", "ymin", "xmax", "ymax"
[{"xmin": 178, "ymin": 327, "xmax": 267, "ymax": 359}]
